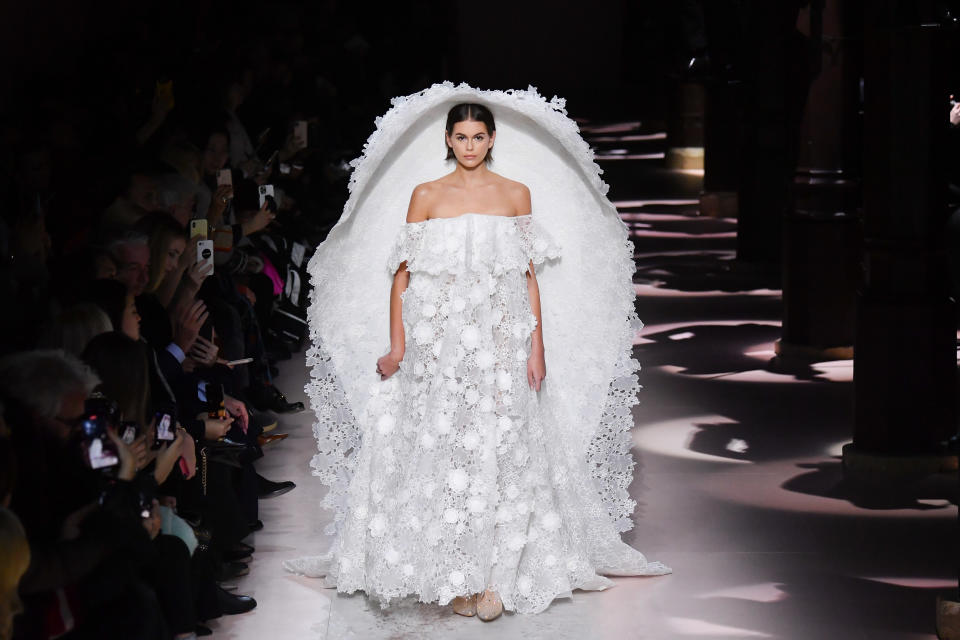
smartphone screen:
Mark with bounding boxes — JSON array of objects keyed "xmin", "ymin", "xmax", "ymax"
[
  {"xmin": 120, "ymin": 421, "xmax": 139, "ymax": 445},
  {"xmin": 216, "ymin": 168, "xmax": 233, "ymax": 187},
  {"xmin": 154, "ymin": 407, "xmax": 176, "ymax": 445},
  {"xmin": 82, "ymin": 412, "xmax": 119, "ymax": 469}
]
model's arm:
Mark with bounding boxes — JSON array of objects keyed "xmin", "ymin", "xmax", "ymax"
[
  {"xmin": 376, "ymin": 185, "xmax": 431, "ymax": 380},
  {"xmin": 511, "ymin": 183, "xmax": 546, "ymax": 392}
]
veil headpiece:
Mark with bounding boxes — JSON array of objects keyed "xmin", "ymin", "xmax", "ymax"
[{"xmin": 306, "ymin": 82, "xmax": 642, "ymax": 536}]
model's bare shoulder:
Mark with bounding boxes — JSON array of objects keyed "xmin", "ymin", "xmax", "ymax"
[
  {"xmin": 406, "ymin": 182, "xmax": 438, "ymax": 222},
  {"xmin": 504, "ymin": 179, "xmax": 532, "ymax": 215}
]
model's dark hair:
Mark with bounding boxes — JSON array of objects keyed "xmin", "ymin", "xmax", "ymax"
[{"xmin": 445, "ymin": 103, "xmax": 495, "ymax": 164}]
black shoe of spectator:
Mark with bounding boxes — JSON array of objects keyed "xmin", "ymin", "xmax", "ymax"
[
  {"xmin": 217, "ymin": 586, "xmax": 257, "ymax": 615},
  {"xmin": 196, "ymin": 624, "xmax": 213, "ymax": 637},
  {"xmin": 258, "ymin": 473, "xmax": 296, "ymax": 499},
  {"xmin": 224, "ymin": 541, "xmax": 254, "ymax": 563},
  {"xmin": 246, "ymin": 383, "xmax": 304, "ymax": 413},
  {"xmin": 248, "ymin": 519, "xmax": 264, "ymax": 532},
  {"xmin": 250, "ymin": 409, "xmax": 279, "ymax": 433},
  {"xmin": 217, "ymin": 561, "xmax": 250, "ymax": 581}
]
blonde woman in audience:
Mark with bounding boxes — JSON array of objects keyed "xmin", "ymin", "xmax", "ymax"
[{"xmin": 0, "ymin": 507, "xmax": 29, "ymax": 640}]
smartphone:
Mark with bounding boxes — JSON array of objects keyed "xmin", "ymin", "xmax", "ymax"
[
  {"xmin": 154, "ymin": 405, "xmax": 177, "ymax": 447},
  {"xmin": 262, "ymin": 149, "xmax": 279, "ymax": 172},
  {"xmin": 216, "ymin": 168, "xmax": 233, "ymax": 187},
  {"xmin": 189, "ymin": 219, "xmax": 208, "ymax": 239},
  {"xmin": 258, "ymin": 184, "xmax": 276, "ymax": 210},
  {"xmin": 206, "ymin": 383, "xmax": 227, "ymax": 420},
  {"xmin": 196, "ymin": 239, "xmax": 214, "ymax": 273},
  {"xmin": 256, "ymin": 127, "xmax": 271, "ymax": 150},
  {"xmin": 294, "ymin": 120, "xmax": 308, "ymax": 150},
  {"xmin": 81, "ymin": 409, "xmax": 119, "ymax": 470},
  {"xmin": 120, "ymin": 421, "xmax": 140, "ymax": 445},
  {"xmin": 137, "ymin": 491, "xmax": 154, "ymax": 520},
  {"xmin": 225, "ymin": 357, "xmax": 253, "ymax": 366}
]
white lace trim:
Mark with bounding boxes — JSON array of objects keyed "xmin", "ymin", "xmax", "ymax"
[{"xmin": 386, "ymin": 214, "xmax": 561, "ymax": 276}]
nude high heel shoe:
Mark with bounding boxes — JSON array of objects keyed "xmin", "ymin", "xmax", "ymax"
[
  {"xmin": 452, "ymin": 594, "xmax": 477, "ymax": 617},
  {"xmin": 476, "ymin": 589, "xmax": 503, "ymax": 621}
]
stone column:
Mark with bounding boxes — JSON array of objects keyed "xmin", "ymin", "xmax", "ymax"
[
  {"xmin": 735, "ymin": 1, "xmax": 811, "ymax": 265},
  {"xmin": 843, "ymin": 6, "xmax": 957, "ymax": 472},
  {"xmin": 666, "ymin": 81, "xmax": 706, "ymax": 171},
  {"xmin": 701, "ymin": 78, "xmax": 741, "ymax": 218},
  {"xmin": 778, "ymin": 0, "xmax": 861, "ymax": 360}
]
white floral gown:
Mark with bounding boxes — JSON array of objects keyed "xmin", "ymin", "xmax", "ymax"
[{"xmin": 285, "ymin": 212, "xmax": 670, "ymax": 614}]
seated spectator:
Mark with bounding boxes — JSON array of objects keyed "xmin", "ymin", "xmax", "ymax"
[
  {"xmin": 136, "ymin": 213, "xmax": 206, "ymax": 310},
  {"xmin": 0, "ymin": 507, "xmax": 29, "ymax": 640},
  {"xmin": 155, "ymin": 173, "xmax": 200, "ymax": 228},
  {"xmin": 108, "ymin": 230, "xmax": 151, "ymax": 299},
  {"xmin": 0, "ymin": 350, "xmax": 165, "ymax": 639},
  {"xmin": 99, "ymin": 171, "xmax": 161, "ymax": 236},
  {"xmin": 37, "ymin": 304, "xmax": 112, "ymax": 357},
  {"xmin": 83, "ymin": 278, "xmax": 142, "ymax": 341}
]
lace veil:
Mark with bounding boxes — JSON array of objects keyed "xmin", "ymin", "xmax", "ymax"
[{"xmin": 305, "ymin": 82, "xmax": 642, "ymax": 538}]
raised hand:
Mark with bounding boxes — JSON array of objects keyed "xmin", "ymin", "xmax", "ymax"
[
  {"xmin": 190, "ymin": 333, "xmax": 219, "ymax": 367},
  {"xmin": 241, "ymin": 201, "xmax": 276, "ymax": 236},
  {"xmin": 223, "ymin": 394, "xmax": 249, "ymax": 433},
  {"xmin": 207, "ymin": 184, "xmax": 234, "ymax": 226},
  {"xmin": 200, "ymin": 413, "xmax": 234, "ymax": 440},
  {"xmin": 173, "ymin": 299, "xmax": 209, "ymax": 354}
]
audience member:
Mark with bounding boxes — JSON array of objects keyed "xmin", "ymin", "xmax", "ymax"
[
  {"xmin": 0, "ymin": 508, "xmax": 29, "ymax": 640},
  {"xmin": 0, "ymin": 3, "xmax": 449, "ymax": 636}
]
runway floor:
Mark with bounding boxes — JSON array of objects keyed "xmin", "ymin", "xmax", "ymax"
[{"xmin": 210, "ymin": 122, "xmax": 957, "ymax": 639}]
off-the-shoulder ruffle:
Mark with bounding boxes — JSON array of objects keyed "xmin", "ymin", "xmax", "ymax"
[{"xmin": 386, "ymin": 213, "xmax": 561, "ymax": 275}]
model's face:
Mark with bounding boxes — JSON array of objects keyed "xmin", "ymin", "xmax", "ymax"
[{"xmin": 446, "ymin": 120, "xmax": 495, "ymax": 168}]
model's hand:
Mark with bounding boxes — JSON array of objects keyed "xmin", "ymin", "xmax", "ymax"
[
  {"xmin": 527, "ymin": 348, "xmax": 546, "ymax": 392},
  {"xmin": 376, "ymin": 350, "xmax": 402, "ymax": 380}
]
